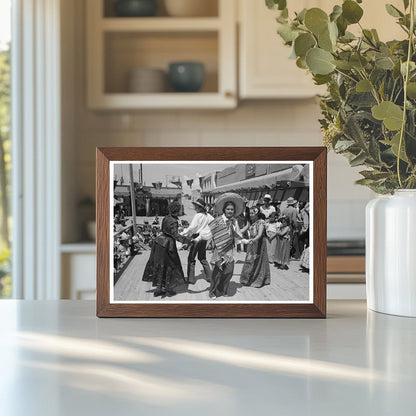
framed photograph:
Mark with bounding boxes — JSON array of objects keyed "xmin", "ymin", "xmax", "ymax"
[{"xmin": 96, "ymin": 147, "xmax": 326, "ymax": 317}]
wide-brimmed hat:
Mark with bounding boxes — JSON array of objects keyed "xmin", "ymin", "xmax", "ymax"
[
  {"xmin": 192, "ymin": 198, "xmax": 207, "ymax": 211},
  {"xmin": 286, "ymin": 197, "xmax": 297, "ymax": 206},
  {"xmin": 214, "ymin": 192, "xmax": 245, "ymax": 216},
  {"xmin": 263, "ymin": 194, "xmax": 272, "ymax": 200}
]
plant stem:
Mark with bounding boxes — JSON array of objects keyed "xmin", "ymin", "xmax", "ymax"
[
  {"xmin": 397, "ymin": 0, "xmax": 415, "ymax": 188},
  {"xmin": 334, "ymin": 68, "xmax": 358, "ymax": 84}
]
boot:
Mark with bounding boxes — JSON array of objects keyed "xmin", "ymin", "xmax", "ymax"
[{"xmin": 187, "ymin": 262, "xmax": 196, "ymax": 284}]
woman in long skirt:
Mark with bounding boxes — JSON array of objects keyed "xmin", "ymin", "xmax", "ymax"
[
  {"xmin": 142, "ymin": 201, "xmax": 190, "ymax": 298},
  {"xmin": 265, "ymin": 216, "xmax": 281, "ymax": 264},
  {"xmin": 240, "ymin": 207, "xmax": 271, "ymax": 288},
  {"xmin": 275, "ymin": 217, "xmax": 291, "ymax": 270}
]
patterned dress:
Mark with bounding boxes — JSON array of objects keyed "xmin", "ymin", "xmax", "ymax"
[{"xmin": 240, "ymin": 220, "xmax": 271, "ymax": 288}]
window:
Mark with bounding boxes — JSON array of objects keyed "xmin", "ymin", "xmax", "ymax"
[{"xmin": 0, "ymin": 0, "xmax": 11, "ymax": 298}]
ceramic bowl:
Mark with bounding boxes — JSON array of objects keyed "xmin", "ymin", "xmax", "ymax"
[
  {"xmin": 168, "ymin": 62, "xmax": 205, "ymax": 92},
  {"xmin": 128, "ymin": 68, "xmax": 167, "ymax": 93},
  {"xmin": 114, "ymin": 0, "xmax": 158, "ymax": 17},
  {"xmin": 164, "ymin": 0, "xmax": 217, "ymax": 17}
]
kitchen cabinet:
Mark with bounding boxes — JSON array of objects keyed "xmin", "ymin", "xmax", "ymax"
[
  {"xmin": 238, "ymin": 0, "xmax": 404, "ymax": 99},
  {"xmin": 238, "ymin": 0, "xmax": 325, "ymax": 99},
  {"xmin": 61, "ymin": 245, "xmax": 96, "ymax": 300},
  {"xmin": 86, "ymin": 0, "xmax": 237, "ymax": 109}
]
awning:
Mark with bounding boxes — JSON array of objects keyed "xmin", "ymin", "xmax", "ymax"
[
  {"xmin": 150, "ymin": 188, "xmax": 182, "ymax": 199},
  {"xmin": 211, "ymin": 165, "xmax": 306, "ymax": 193}
]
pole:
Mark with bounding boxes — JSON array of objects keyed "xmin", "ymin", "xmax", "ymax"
[{"xmin": 129, "ymin": 164, "xmax": 137, "ymax": 235}]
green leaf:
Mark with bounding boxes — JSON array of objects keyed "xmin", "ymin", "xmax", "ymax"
[
  {"xmin": 407, "ymin": 82, "xmax": 416, "ymax": 99},
  {"xmin": 389, "ymin": 132, "xmax": 409, "ymax": 162},
  {"xmin": 403, "ymin": 0, "xmax": 410, "ymax": 10},
  {"xmin": 306, "ymin": 48, "xmax": 335, "ymax": 75},
  {"xmin": 371, "ymin": 29, "xmax": 380, "ymax": 42},
  {"xmin": 356, "ymin": 79, "xmax": 372, "ymax": 92},
  {"xmin": 294, "ymin": 33, "xmax": 316, "ymax": 58},
  {"xmin": 339, "ymin": 31, "xmax": 356, "ymax": 43},
  {"xmin": 375, "ymin": 55, "xmax": 395, "ymax": 70},
  {"xmin": 328, "ymin": 21, "xmax": 338, "ymax": 44},
  {"xmin": 277, "ymin": 23, "xmax": 298, "ymax": 43},
  {"xmin": 330, "ymin": 5, "xmax": 342, "ymax": 22},
  {"xmin": 296, "ymin": 8, "xmax": 307, "ymax": 23},
  {"xmin": 385, "ymin": 4, "xmax": 404, "ymax": 18},
  {"xmin": 304, "ymin": 8, "xmax": 329, "ymax": 35},
  {"xmin": 359, "ymin": 170, "xmax": 391, "ymax": 181},
  {"xmin": 369, "ymin": 136, "xmax": 382, "ymax": 163},
  {"xmin": 355, "ymin": 178, "xmax": 378, "ymax": 186},
  {"xmin": 362, "ymin": 29, "xmax": 376, "ymax": 46},
  {"xmin": 313, "ymin": 74, "xmax": 332, "ymax": 85},
  {"xmin": 372, "ymin": 101, "xmax": 404, "ymax": 131},
  {"xmin": 333, "ymin": 60, "xmax": 352, "ymax": 70},
  {"xmin": 350, "ymin": 54, "xmax": 368, "ymax": 70},
  {"xmin": 318, "ymin": 27, "xmax": 334, "ymax": 52},
  {"xmin": 296, "ymin": 57, "xmax": 308, "ymax": 69},
  {"xmin": 334, "ymin": 140, "xmax": 355, "ymax": 152},
  {"xmin": 266, "ymin": 0, "xmax": 287, "ymax": 11},
  {"xmin": 342, "ymin": 0, "xmax": 364, "ymax": 24},
  {"xmin": 343, "ymin": 114, "xmax": 367, "ymax": 147},
  {"xmin": 350, "ymin": 152, "xmax": 368, "ymax": 167},
  {"xmin": 401, "ymin": 61, "xmax": 416, "ymax": 76}
]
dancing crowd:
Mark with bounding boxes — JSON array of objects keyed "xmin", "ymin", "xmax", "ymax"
[{"xmin": 141, "ymin": 192, "xmax": 310, "ymax": 299}]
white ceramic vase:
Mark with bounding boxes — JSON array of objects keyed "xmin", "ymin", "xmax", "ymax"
[{"xmin": 366, "ymin": 190, "xmax": 416, "ymax": 317}]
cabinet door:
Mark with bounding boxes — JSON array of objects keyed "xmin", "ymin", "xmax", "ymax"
[
  {"xmin": 239, "ymin": 0, "xmax": 325, "ymax": 99},
  {"xmin": 239, "ymin": 0, "xmax": 404, "ymax": 99}
]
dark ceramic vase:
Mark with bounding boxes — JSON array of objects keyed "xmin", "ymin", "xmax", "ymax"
[
  {"xmin": 114, "ymin": 0, "xmax": 157, "ymax": 17},
  {"xmin": 168, "ymin": 62, "xmax": 205, "ymax": 92}
]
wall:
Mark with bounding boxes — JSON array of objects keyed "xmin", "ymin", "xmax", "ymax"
[{"xmin": 61, "ymin": 0, "xmax": 374, "ymax": 243}]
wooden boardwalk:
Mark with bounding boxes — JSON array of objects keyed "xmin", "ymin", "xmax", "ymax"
[{"xmin": 114, "ymin": 249, "xmax": 310, "ymax": 302}]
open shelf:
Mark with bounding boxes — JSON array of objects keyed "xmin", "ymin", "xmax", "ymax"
[
  {"xmin": 103, "ymin": 0, "xmax": 219, "ymax": 18},
  {"xmin": 102, "ymin": 17, "xmax": 221, "ymax": 31},
  {"xmin": 104, "ymin": 31, "xmax": 218, "ymax": 94},
  {"xmin": 87, "ymin": 0, "xmax": 236, "ymax": 109}
]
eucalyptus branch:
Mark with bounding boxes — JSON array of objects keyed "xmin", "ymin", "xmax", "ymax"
[
  {"xmin": 358, "ymin": 69, "xmax": 381, "ymax": 104},
  {"xmin": 334, "ymin": 68, "xmax": 359, "ymax": 84},
  {"xmin": 397, "ymin": 0, "xmax": 415, "ymax": 188}
]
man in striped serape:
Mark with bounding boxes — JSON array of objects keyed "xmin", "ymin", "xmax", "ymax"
[{"xmin": 207, "ymin": 193, "xmax": 248, "ymax": 299}]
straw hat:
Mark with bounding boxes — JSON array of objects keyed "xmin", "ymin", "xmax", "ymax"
[
  {"xmin": 192, "ymin": 198, "xmax": 207, "ymax": 211},
  {"xmin": 286, "ymin": 197, "xmax": 297, "ymax": 206},
  {"xmin": 214, "ymin": 192, "xmax": 245, "ymax": 216}
]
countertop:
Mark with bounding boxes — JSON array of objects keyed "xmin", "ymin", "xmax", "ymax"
[{"xmin": 0, "ymin": 300, "xmax": 415, "ymax": 415}]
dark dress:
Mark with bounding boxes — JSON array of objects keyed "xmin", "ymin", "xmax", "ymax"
[
  {"xmin": 142, "ymin": 214, "xmax": 188, "ymax": 294},
  {"xmin": 240, "ymin": 220, "xmax": 271, "ymax": 288}
]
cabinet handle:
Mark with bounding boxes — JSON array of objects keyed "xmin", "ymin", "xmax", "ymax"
[{"xmin": 224, "ymin": 91, "xmax": 234, "ymax": 99}]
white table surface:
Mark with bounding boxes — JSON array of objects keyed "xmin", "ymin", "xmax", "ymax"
[{"xmin": 0, "ymin": 300, "xmax": 415, "ymax": 416}]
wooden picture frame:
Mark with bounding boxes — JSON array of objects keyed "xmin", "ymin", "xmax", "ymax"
[{"xmin": 97, "ymin": 147, "xmax": 327, "ymax": 317}]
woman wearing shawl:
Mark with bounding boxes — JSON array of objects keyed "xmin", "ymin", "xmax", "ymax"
[{"xmin": 142, "ymin": 201, "xmax": 190, "ymax": 298}]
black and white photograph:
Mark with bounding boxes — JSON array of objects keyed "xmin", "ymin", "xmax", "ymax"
[{"xmin": 110, "ymin": 161, "xmax": 313, "ymax": 303}]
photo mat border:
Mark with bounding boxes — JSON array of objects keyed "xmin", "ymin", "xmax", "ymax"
[
  {"xmin": 109, "ymin": 160, "xmax": 314, "ymax": 305},
  {"xmin": 97, "ymin": 147, "xmax": 327, "ymax": 318}
]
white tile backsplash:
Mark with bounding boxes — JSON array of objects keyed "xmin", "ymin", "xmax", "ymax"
[{"xmin": 74, "ymin": 99, "xmax": 371, "ymax": 240}]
